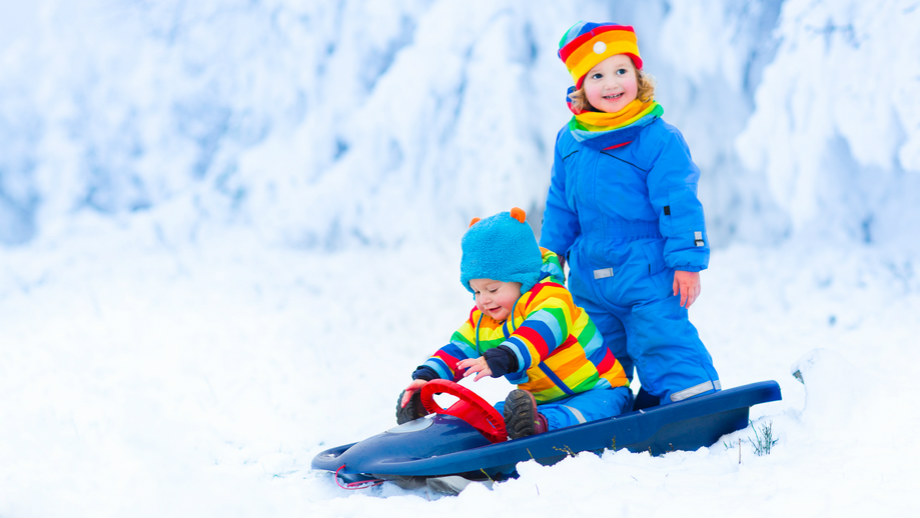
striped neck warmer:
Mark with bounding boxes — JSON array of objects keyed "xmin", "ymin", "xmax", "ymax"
[
  {"xmin": 567, "ymin": 94, "xmax": 663, "ymax": 143},
  {"xmin": 569, "ymin": 96, "xmax": 662, "ymax": 131}
]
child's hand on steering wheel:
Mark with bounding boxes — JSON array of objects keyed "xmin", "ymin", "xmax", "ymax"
[{"xmin": 400, "ymin": 379, "xmax": 428, "ymax": 408}]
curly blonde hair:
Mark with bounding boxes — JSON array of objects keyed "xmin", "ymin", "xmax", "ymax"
[{"xmin": 568, "ymin": 70, "xmax": 656, "ymax": 113}]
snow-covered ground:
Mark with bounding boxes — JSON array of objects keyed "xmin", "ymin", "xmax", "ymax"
[
  {"xmin": 2, "ymin": 0, "xmax": 919, "ymax": 516},
  {"xmin": 3, "ymin": 221, "xmax": 918, "ymax": 516}
]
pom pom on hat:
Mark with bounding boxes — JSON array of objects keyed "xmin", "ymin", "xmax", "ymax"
[
  {"xmin": 460, "ymin": 208, "xmax": 543, "ymax": 294},
  {"xmin": 558, "ymin": 21, "xmax": 643, "ymax": 89}
]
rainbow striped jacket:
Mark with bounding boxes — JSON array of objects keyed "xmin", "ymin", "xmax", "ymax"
[{"xmin": 418, "ymin": 249, "xmax": 629, "ymax": 403}]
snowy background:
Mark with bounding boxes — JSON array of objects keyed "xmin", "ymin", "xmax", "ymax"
[{"xmin": 1, "ymin": 0, "xmax": 919, "ymax": 516}]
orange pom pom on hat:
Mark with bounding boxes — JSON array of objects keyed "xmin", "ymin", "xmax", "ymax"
[{"xmin": 558, "ymin": 21, "xmax": 643, "ymax": 89}]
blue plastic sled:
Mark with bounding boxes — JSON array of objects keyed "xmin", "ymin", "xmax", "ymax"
[{"xmin": 312, "ymin": 380, "xmax": 781, "ymax": 486}]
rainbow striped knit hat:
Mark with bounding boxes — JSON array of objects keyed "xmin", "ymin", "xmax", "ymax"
[{"xmin": 558, "ymin": 22, "xmax": 643, "ymax": 89}]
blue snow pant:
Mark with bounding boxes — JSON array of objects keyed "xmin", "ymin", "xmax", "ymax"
[
  {"xmin": 494, "ymin": 386, "xmax": 632, "ymax": 431},
  {"xmin": 567, "ymin": 242, "xmax": 720, "ymax": 405}
]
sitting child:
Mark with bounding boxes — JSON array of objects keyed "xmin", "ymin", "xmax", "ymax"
[{"xmin": 397, "ymin": 208, "xmax": 631, "ymax": 439}]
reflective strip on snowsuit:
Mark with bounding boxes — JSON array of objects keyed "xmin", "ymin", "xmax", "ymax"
[{"xmin": 539, "ymin": 117, "xmax": 720, "ymax": 404}]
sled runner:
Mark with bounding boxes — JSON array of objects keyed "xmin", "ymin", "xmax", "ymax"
[{"xmin": 312, "ymin": 379, "xmax": 781, "ymax": 487}]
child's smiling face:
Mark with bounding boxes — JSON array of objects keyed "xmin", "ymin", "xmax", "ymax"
[
  {"xmin": 583, "ymin": 54, "xmax": 639, "ymax": 113},
  {"xmin": 469, "ymin": 278, "xmax": 523, "ymax": 322}
]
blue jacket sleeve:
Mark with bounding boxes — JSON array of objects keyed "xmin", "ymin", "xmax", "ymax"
[
  {"xmin": 539, "ymin": 129, "xmax": 581, "ymax": 256},
  {"xmin": 646, "ymin": 124, "xmax": 710, "ymax": 271}
]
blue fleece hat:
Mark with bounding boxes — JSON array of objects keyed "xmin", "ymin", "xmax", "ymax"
[{"xmin": 460, "ymin": 208, "xmax": 543, "ymax": 294}]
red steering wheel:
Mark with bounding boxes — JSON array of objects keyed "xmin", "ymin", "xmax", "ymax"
[{"xmin": 420, "ymin": 379, "xmax": 507, "ymax": 443}]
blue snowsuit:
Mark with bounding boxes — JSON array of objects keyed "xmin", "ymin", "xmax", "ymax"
[{"xmin": 539, "ymin": 115, "xmax": 720, "ymax": 404}]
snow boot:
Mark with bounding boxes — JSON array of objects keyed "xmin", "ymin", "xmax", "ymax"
[
  {"xmin": 502, "ymin": 389, "xmax": 547, "ymax": 439},
  {"xmin": 632, "ymin": 387, "xmax": 660, "ymax": 411},
  {"xmin": 396, "ymin": 389, "xmax": 427, "ymax": 424}
]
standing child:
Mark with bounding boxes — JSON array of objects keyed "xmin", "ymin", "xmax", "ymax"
[
  {"xmin": 397, "ymin": 208, "xmax": 631, "ymax": 438},
  {"xmin": 540, "ymin": 22, "xmax": 720, "ymax": 408}
]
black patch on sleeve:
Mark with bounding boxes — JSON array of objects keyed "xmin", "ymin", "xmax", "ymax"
[
  {"xmin": 411, "ymin": 366, "xmax": 439, "ymax": 381},
  {"xmin": 484, "ymin": 345, "xmax": 519, "ymax": 377}
]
